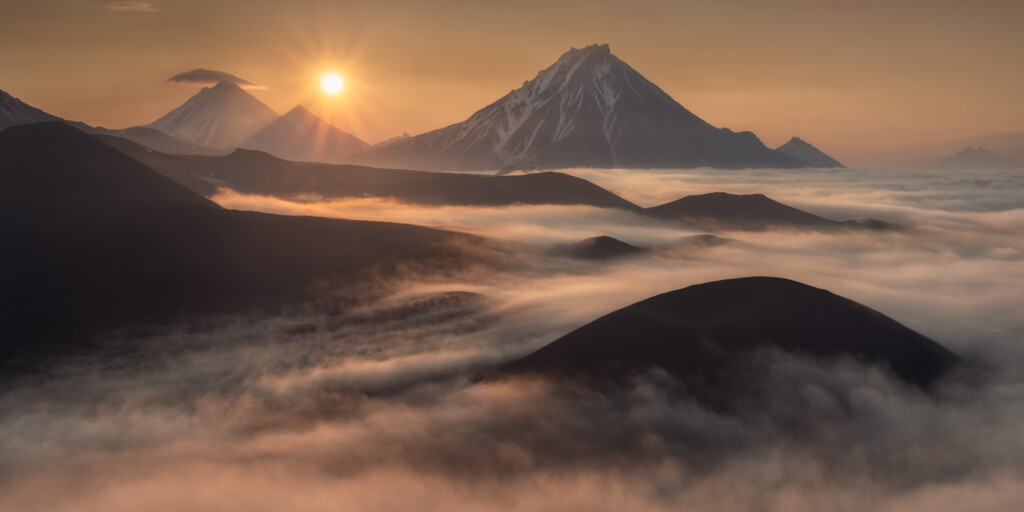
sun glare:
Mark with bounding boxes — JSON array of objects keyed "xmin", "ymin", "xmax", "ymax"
[{"xmin": 321, "ymin": 73, "xmax": 343, "ymax": 94}]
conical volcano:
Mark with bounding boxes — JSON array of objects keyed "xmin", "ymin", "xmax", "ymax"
[
  {"xmin": 147, "ymin": 81, "xmax": 278, "ymax": 149},
  {"xmin": 241, "ymin": 105, "xmax": 370, "ymax": 163},
  {"xmin": 354, "ymin": 44, "xmax": 804, "ymax": 171}
]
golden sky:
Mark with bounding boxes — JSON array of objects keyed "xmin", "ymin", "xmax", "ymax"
[{"xmin": 1, "ymin": 0, "xmax": 1022, "ymax": 166}]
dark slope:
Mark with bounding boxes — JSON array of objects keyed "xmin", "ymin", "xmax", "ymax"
[
  {"xmin": 501, "ymin": 277, "xmax": 960, "ymax": 392},
  {"xmin": 645, "ymin": 192, "xmax": 842, "ymax": 230},
  {"xmin": 0, "ymin": 122, "xmax": 218, "ymax": 223},
  {"xmin": 555, "ymin": 235, "xmax": 647, "ymax": 260},
  {"xmin": 0, "ymin": 123, "xmax": 496, "ymax": 371},
  {"xmin": 241, "ymin": 105, "xmax": 370, "ymax": 163},
  {"xmin": 366, "ymin": 172, "xmax": 641, "ymax": 209},
  {"xmin": 776, "ymin": 137, "xmax": 845, "ymax": 168},
  {"xmin": 352, "ymin": 44, "xmax": 805, "ymax": 171}
]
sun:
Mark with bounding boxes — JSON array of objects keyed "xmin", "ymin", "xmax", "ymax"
[{"xmin": 321, "ymin": 73, "xmax": 344, "ymax": 94}]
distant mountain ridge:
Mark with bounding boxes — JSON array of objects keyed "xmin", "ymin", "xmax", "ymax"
[
  {"xmin": 353, "ymin": 44, "xmax": 805, "ymax": 171},
  {"xmin": 776, "ymin": 137, "xmax": 844, "ymax": 168},
  {"xmin": 929, "ymin": 146, "xmax": 1018, "ymax": 169}
]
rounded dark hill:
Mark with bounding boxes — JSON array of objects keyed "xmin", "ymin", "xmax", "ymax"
[
  {"xmin": 499, "ymin": 277, "xmax": 960, "ymax": 394},
  {"xmin": 645, "ymin": 192, "xmax": 841, "ymax": 230},
  {"xmin": 557, "ymin": 235, "xmax": 647, "ymax": 260}
]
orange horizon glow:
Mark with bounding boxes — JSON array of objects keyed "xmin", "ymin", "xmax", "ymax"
[{"xmin": 1, "ymin": 1, "xmax": 1022, "ymax": 167}]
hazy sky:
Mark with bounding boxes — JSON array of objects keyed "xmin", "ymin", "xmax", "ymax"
[{"xmin": 1, "ymin": 0, "xmax": 1022, "ymax": 166}]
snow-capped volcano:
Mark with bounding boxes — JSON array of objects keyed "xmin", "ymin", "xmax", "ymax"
[
  {"xmin": 241, "ymin": 105, "xmax": 369, "ymax": 163},
  {"xmin": 353, "ymin": 44, "xmax": 803, "ymax": 171},
  {"xmin": 147, "ymin": 81, "xmax": 278, "ymax": 149}
]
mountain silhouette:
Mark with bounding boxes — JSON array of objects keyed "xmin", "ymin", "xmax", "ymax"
[{"xmin": 353, "ymin": 44, "xmax": 804, "ymax": 171}]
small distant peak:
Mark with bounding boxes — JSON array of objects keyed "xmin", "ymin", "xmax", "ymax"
[{"xmin": 285, "ymin": 105, "xmax": 313, "ymax": 117}]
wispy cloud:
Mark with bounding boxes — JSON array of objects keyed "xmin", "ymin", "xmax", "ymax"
[
  {"xmin": 167, "ymin": 69, "xmax": 265, "ymax": 89},
  {"xmin": 106, "ymin": 2, "xmax": 160, "ymax": 12}
]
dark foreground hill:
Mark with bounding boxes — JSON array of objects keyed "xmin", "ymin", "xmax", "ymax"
[
  {"xmin": 0, "ymin": 122, "xmax": 217, "ymax": 223},
  {"xmin": 0, "ymin": 123, "xmax": 499, "ymax": 372},
  {"xmin": 499, "ymin": 277, "xmax": 960, "ymax": 400}
]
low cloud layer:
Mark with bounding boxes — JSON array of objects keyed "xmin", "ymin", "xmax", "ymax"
[
  {"xmin": 167, "ymin": 69, "xmax": 264, "ymax": 89},
  {"xmin": 2, "ymin": 167, "xmax": 1023, "ymax": 510}
]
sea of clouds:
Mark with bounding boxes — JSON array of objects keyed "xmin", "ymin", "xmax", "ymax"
[{"xmin": 1, "ymin": 166, "xmax": 1022, "ymax": 511}]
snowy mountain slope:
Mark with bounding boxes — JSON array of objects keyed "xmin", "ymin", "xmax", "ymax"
[
  {"xmin": 147, "ymin": 81, "xmax": 278, "ymax": 149},
  {"xmin": 775, "ymin": 137, "xmax": 844, "ymax": 168},
  {"xmin": 352, "ymin": 44, "xmax": 804, "ymax": 171},
  {"xmin": 241, "ymin": 105, "xmax": 369, "ymax": 163}
]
